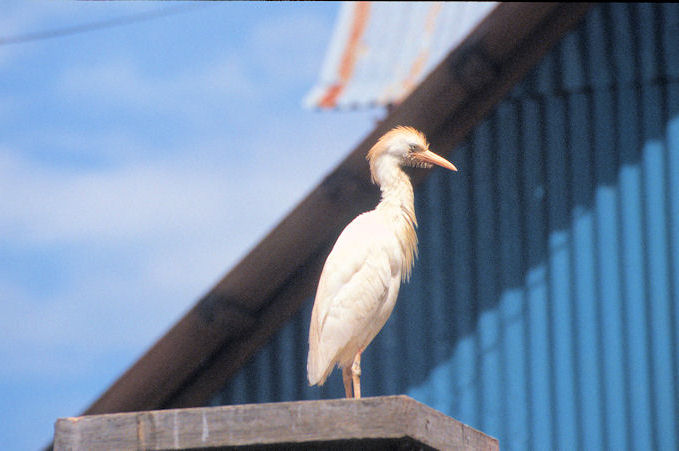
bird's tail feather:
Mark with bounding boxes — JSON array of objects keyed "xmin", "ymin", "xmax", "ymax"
[{"xmin": 307, "ymin": 348, "xmax": 334, "ymax": 386}]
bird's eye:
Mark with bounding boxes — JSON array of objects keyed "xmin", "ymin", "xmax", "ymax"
[{"xmin": 408, "ymin": 144, "xmax": 417, "ymax": 152}]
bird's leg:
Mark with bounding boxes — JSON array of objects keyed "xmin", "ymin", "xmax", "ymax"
[
  {"xmin": 351, "ymin": 352, "xmax": 361, "ymax": 399},
  {"xmin": 342, "ymin": 366, "xmax": 353, "ymax": 398}
]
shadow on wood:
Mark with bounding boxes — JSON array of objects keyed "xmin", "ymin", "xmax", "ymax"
[{"xmin": 54, "ymin": 395, "xmax": 497, "ymax": 451}]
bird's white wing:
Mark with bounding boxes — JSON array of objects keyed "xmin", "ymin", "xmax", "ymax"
[{"xmin": 308, "ymin": 211, "xmax": 401, "ymax": 385}]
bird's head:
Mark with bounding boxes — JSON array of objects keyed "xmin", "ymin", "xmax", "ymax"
[{"xmin": 366, "ymin": 126, "xmax": 457, "ymax": 184}]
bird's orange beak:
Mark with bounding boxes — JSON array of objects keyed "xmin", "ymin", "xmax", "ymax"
[{"xmin": 416, "ymin": 150, "xmax": 458, "ymax": 171}]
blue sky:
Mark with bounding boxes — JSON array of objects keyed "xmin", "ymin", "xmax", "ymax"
[{"xmin": 0, "ymin": 2, "xmax": 380, "ymax": 449}]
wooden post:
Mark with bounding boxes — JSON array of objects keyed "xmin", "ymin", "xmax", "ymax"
[{"xmin": 54, "ymin": 395, "xmax": 498, "ymax": 450}]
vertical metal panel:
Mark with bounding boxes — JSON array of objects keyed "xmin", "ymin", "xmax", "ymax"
[{"xmin": 213, "ymin": 4, "xmax": 679, "ymax": 450}]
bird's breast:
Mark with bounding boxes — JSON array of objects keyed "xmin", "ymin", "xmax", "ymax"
[{"xmin": 377, "ymin": 205, "xmax": 418, "ymax": 282}]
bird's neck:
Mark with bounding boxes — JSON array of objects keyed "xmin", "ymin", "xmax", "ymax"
[
  {"xmin": 374, "ymin": 164, "xmax": 418, "ymax": 281},
  {"xmin": 376, "ymin": 167, "xmax": 415, "ymax": 218}
]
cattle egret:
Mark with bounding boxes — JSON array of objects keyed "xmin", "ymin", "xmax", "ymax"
[{"xmin": 307, "ymin": 126, "xmax": 457, "ymax": 398}]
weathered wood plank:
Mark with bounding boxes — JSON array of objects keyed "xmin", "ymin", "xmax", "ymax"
[{"xmin": 55, "ymin": 396, "xmax": 497, "ymax": 451}]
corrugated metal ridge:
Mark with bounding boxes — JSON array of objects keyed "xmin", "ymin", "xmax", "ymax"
[
  {"xmin": 316, "ymin": 2, "xmax": 371, "ymax": 108},
  {"xmin": 304, "ymin": 2, "xmax": 499, "ymax": 110}
]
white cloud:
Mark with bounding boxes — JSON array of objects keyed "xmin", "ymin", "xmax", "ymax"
[
  {"xmin": 0, "ymin": 111, "xmax": 374, "ymax": 380},
  {"xmin": 57, "ymin": 55, "xmax": 257, "ymax": 118},
  {"xmin": 31, "ymin": 127, "xmax": 156, "ymax": 166},
  {"xmin": 0, "ymin": 147, "xmax": 285, "ymax": 246},
  {"xmin": 249, "ymin": 10, "xmax": 332, "ymax": 83},
  {"xmin": 50, "ymin": 7, "xmax": 334, "ymax": 119}
]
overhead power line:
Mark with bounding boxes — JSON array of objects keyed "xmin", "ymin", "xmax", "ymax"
[{"xmin": 0, "ymin": 4, "xmax": 204, "ymax": 46}]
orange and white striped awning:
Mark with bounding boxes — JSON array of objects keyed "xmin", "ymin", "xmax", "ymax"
[{"xmin": 304, "ymin": 2, "xmax": 498, "ymax": 110}]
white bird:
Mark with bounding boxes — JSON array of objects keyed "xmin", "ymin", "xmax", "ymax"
[{"xmin": 307, "ymin": 126, "xmax": 457, "ymax": 398}]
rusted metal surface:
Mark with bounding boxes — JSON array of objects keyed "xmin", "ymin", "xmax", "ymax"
[{"xmin": 304, "ymin": 2, "xmax": 499, "ymax": 109}]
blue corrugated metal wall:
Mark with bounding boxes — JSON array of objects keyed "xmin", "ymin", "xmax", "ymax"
[{"xmin": 212, "ymin": 4, "xmax": 679, "ymax": 450}]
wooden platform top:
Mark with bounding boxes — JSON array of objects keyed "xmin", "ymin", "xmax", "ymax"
[{"xmin": 54, "ymin": 395, "xmax": 498, "ymax": 450}]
